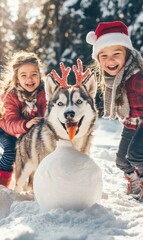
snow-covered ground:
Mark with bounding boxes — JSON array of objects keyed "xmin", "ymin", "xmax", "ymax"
[{"xmin": 0, "ymin": 118, "xmax": 143, "ymax": 240}]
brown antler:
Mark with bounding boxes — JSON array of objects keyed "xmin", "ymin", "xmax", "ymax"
[
  {"xmin": 72, "ymin": 58, "xmax": 91, "ymax": 86},
  {"xmin": 51, "ymin": 62, "xmax": 71, "ymax": 88}
]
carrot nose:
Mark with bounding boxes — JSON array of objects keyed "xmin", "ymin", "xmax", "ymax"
[{"xmin": 66, "ymin": 122, "xmax": 78, "ymax": 141}]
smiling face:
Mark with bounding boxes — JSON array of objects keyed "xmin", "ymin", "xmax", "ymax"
[
  {"xmin": 47, "ymin": 86, "xmax": 97, "ymax": 140},
  {"xmin": 17, "ymin": 63, "xmax": 40, "ymax": 92},
  {"xmin": 98, "ymin": 45, "xmax": 126, "ymax": 76}
]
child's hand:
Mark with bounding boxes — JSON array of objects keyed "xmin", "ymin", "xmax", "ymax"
[{"xmin": 26, "ymin": 117, "xmax": 42, "ymax": 129}]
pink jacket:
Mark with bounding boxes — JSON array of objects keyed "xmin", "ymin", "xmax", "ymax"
[{"xmin": 0, "ymin": 89, "xmax": 46, "ymax": 137}]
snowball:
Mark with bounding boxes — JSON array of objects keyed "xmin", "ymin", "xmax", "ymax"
[{"xmin": 33, "ymin": 140, "xmax": 103, "ymax": 211}]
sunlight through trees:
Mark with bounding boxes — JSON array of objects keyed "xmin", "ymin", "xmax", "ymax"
[{"xmin": 1, "ymin": 0, "xmax": 143, "ymax": 73}]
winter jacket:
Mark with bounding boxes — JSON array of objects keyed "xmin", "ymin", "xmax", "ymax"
[
  {"xmin": 0, "ymin": 89, "xmax": 46, "ymax": 137},
  {"xmin": 124, "ymin": 70, "xmax": 143, "ymax": 130}
]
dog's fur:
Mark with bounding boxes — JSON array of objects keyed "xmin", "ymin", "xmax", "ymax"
[{"xmin": 14, "ymin": 72, "xmax": 97, "ymax": 192}]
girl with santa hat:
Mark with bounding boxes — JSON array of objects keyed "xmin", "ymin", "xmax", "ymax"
[{"xmin": 86, "ymin": 21, "xmax": 143, "ymax": 201}]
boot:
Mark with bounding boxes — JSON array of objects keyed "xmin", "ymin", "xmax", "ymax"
[
  {"xmin": 138, "ymin": 178, "xmax": 143, "ymax": 202},
  {"xmin": 124, "ymin": 170, "xmax": 140, "ymax": 195},
  {"xmin": 0, "ymin": 170, "xmax": 12, "ymax": 187}
]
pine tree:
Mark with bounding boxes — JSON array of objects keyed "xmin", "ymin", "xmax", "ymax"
[{"xmin": 0, "ymin": 0, "xmax": 13, "ymax": 65}]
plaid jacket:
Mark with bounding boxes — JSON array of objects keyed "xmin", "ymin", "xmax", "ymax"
[{"xmin": 124, "ymin": 70, "xmax": 143, "ymax": 129}]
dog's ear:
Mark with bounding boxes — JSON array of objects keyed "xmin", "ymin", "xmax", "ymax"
[
  {"xmin": 45, "ymin": 74, "xmax": 59, "ymax": 101},
  {"xmin": 83, "ymin": 72, "xmax": 97, "ymax": 98}
]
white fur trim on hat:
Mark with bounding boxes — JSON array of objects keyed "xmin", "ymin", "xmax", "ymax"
[{"xmin": 86, "ymin": 32, "xmax": 133, "ymax": 59}]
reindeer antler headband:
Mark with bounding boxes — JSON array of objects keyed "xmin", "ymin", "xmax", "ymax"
[{"xmin": 51, "ymin": 58, "xmax": 91, "ymax": 88}]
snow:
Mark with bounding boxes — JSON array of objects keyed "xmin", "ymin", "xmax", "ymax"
[
  {"xmin": 63, "ymin": 0, "xmax": 79, "ymax": 8},
  {"xmin": 0, "ymin": 118, "xmax": 143, "ymax": 240},
  {"xmin": 33, "ymin": 140, "xmax": 102, "ymax": 211}
]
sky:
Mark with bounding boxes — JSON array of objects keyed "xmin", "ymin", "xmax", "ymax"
[{"xmin": 0, "ymin": 118, "xmax": 143, "ymax": 240}]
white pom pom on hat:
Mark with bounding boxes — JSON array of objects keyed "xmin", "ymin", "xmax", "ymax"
[
  {"xmin": 86, "ymin": 31, "xmax": 97, "ymax": 45},
  {"xmin": 86, "ymin": 21, "xmax": 133, "ymax": 59}
]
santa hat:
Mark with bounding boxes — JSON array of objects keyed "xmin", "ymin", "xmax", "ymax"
[{"xmin": 86, "ymin": 21, "xmax": 133, "ymax": 59}]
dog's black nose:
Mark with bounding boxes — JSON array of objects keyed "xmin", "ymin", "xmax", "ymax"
[{"xmin": 64, "ymin": 110, "xmax": 75, "ymax": 119}]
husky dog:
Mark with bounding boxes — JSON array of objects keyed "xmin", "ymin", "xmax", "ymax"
[{"xmin": 14, "ymin": 59, "xmax": 97, "ymax": 192}]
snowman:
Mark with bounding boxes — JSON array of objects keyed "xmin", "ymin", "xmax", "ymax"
[
  {"xmin": 33, "ymin": 133, "xmax": 103, "ymax": 211},
  {"xmin": 34, "ymin": 117, "xmax": 103, "ymax": 211}
]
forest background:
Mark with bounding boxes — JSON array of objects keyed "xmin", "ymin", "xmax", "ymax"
[{"xmin": 1, "ymin": 0, "xmax": 143, "ymax": 113}]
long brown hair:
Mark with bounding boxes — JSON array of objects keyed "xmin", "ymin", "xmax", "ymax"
[
  {"xmin": 87, "ymin": 59, "xmax": 104, "ymax": 92},
  {"xmin": 0, "ymin": 51, "xmax": 44, "ymax": 118}
]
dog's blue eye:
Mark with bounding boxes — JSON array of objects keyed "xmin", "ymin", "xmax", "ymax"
[
  {"xmin": 57, "ymin": 101, "xmax": 64, "ymax": 106},
  {"xmin": 76, "ymin": 99, "xmax": 83, "ymax": 104}
]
